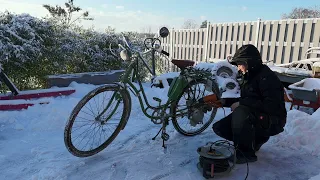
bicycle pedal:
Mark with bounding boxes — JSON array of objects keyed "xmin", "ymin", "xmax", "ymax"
[
  {"xmin": 161, "ymin": 133, "xmax": 170, "ymax": 141},
  {"xmin": 151, "ymin": 83, "xmax": 163, "ymax": 88},
  {"xmin": 153, "ymin": 97, "xmax": 162, "ymax": 102}
]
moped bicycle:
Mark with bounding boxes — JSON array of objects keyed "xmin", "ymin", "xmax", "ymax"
[{"xmin": 64, "ymin": 27, "xmax": 221, "ymax": 157}]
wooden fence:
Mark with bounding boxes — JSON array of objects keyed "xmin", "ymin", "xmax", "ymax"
[{"xmin": 159, "ymin": 18, "xmax": 320, "ymax": 72}]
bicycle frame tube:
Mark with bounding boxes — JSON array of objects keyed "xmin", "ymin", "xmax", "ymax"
[
  {"xmin": 104, "ymin": 92, "xmax": 121, "ymax": 121},
  {"xmin": 121, "ymin": 53, "xmax": 172, "ymax": 119}
]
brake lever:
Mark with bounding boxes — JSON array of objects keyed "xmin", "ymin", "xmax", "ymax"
[
  {"xmin": 119, "ymin": 44, "xmax": 126, "ymax": 50},
  {"xmin": 121, "ymin": 33, "xmax": 133, "ymax": 51}
]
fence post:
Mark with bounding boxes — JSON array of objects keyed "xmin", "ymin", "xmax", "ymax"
[
  {"xmin": 204, "ymin": 22, "xmax": 210, "ymax": 62},
  {"xmin": 170, "ymin": 28, "xmax": 175, "ymax": 72},
  {"xmin": 169, "ymin": 28, "xmax": 174, "ymax": 60},
  {"xmin": 255, "ymin": 18, "xmax": 261, "ymax": 47}
]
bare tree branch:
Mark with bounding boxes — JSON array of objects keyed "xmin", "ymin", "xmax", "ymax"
[
  {"xmin": 181, "ymin": 19, "xmax": 198, "ymax": 29},
  {"xmin": 282, "ymin": 6, "xmax": 320, "ymax": 19}
]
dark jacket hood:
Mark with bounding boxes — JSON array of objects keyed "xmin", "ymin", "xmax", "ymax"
[{"xmin": 230, "ymin": 44, "xmax": 263, "ymax": 72}]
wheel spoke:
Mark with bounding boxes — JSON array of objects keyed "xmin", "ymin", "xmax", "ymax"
[
  {"xmin": 64, "ymin": 85, "xmax": 131, "ymax": 157},
  {"xmin": 172, "ymin": 80, "xmax": 220, "ymax": 136}
]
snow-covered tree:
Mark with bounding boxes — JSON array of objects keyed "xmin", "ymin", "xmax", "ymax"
[{"xmin": 43, "ymin": 0, "xmax": 93, "ymax": 28}]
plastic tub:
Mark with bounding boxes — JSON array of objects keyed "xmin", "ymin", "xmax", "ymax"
[{"xmin": 288, "ymin": 78, "xmax": 320, "ymax": 102}]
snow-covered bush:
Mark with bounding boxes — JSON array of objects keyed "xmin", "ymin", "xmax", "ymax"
[
  {"xmin": 0, "ymin": 11, "xmax": 56, "ymax": 89},
  {"xmin": 46, "ymin": 27, "xmax": 122, "ymax": 74},
  {"xmin": 0, "ymin": 11, "xmax": 127, "ymax": 90},
  {"xmin": 0, "ymin": 12, "xmax": 50, "ymax": 64}
]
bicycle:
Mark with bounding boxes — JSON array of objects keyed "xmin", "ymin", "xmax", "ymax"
[{"xmin": 64, "ymin": 27, "xmax": 222, "ymax": 157}]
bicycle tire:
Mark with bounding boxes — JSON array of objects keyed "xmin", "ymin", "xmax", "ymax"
[
  {"xmin": 171, "ymin": 79, "xmax": 220, "ymax": 136},
  {"xmin": 64, "ymin": 84, "xmax": 131, "ymax": 157}
]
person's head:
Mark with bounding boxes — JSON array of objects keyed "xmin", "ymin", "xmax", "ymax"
[
  {"xmin": 236, "ymin": 61, "xmax": 248, "ymax": 74},
  {"xmin": 229, "ymin": 44, "xmax": 262, "ymax": 74}
]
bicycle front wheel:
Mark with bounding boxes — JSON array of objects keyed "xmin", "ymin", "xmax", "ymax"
[{"xmin": 64, "ymin": 84, "xmax": 131, "ymax": 157}]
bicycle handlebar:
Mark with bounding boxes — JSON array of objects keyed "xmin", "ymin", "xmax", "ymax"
[{"xmin": 120, "ymin": 35, "xmax": 169, "ymax": 57}]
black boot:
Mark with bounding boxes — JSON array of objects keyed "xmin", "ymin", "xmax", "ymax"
[
  {"xmin": 235, "ymin": 149, "xmax": 257, "ymax": 164},
  {"xmin": 230, "ymin": 106, "xmax": 258, "ymax": 164},
  {"xmin": 254, "ymin": 136, "xmax": 270, "ymax": 152},
  {"xmin": 228, "ymin": 149, "xmax": 257, "ymax": 164}
]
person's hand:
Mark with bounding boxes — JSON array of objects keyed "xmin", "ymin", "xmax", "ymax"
[
  {"xmin": 231, "ymin": 102, "xmax": 239, "ymax": 111},
  {"xmin": 216, "ymin": 99, "xmax": 225, "ymax": 107}
]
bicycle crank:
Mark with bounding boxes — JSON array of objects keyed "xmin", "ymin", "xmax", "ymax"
[{"xmin": 151, "ymin": 109, "xmax": 163, "ymax": 124}]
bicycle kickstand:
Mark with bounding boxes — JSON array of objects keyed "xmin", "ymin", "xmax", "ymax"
[
  {"xmin": 152, "ymin": 127, "xmax": 162, "ymax": 140},
  {"xmin": 161, "ymin": 118, "xmax": 170, "ymax": 149}
]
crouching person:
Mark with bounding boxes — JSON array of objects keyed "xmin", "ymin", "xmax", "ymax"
[{"xmin": 212, "ymin": 44, "xmax": 287, "ymax": 164}]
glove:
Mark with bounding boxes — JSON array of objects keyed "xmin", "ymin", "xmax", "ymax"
[
  {"xmin": 200, "ymin": 94, "xmax": 225, "ymax": 108},
  {"xmin": 230, "ymin": 102, "xmax": 240, "ymax": 111}
]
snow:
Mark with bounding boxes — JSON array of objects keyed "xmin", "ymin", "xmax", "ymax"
[
  {"xmin": 0, "ymin": 98, "xmax": 50, "ymax": 105},
  {"xmin": 195, "ymin": 60, "xmax": 238, "ymax": 79},
  {"xmin": 270, "ymin": 108, "xmax": 320, "ymax": 156},
  {"xmin": 215, "ymin": 76, "xmax": 240, "ymax": 98},
  {"xmin": 152, "ymin": 72, "xmax": 180, "ymax": 88},
  {"xmin": 47, "ymin": 70, "xmax": 125, "ymax": 79},
  {"xmin": 269, "ymin": 65, "xmax": 287, "ymax": 73},
  {"xmin": 289, "ymin": 78, "xmax": 320, "ymax": 91},
  {"xmin": 285, "ymin": 69, "xmax": 312, "ymax": 76},
  {"xmin": 268, "ymin": 58, "xmax": 320, "ymax": 77},
  {"xmin": 1, "ymin": 79, "xmax": 320, "ymax": 180},
  {"xmin": 153, "ymin": 60, "xmax": 240, "ymax": 98},
  {"xmin": 310, "ymin": 173, "xmax": 320, "ymax": 180},
  {"xmin": 269, "ymin": 65, "xmax": 312, "ymax": 76},
  {"xmin": 314, "ymin": 62, "xmax": 320, "ymax": 68}
]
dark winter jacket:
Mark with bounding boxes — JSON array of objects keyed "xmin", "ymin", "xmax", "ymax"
[{"xmin": 226, "ymin": 44, "xmax": 287, "ymax": 134}]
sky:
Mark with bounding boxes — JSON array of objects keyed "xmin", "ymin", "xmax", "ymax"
[{"xmin": 0, "ymin": 0, "xmax": 319, "ymax": 32}]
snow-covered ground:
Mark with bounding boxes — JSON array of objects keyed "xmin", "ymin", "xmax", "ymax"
[{"xmin": 1, "ymin": 81, "xmax": 320, "ymax": 180}]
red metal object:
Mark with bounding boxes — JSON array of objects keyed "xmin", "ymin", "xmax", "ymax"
[
  {"xmin": 290, "ymin": 99, "xmax": 320, "ymax": 110},
  {"xmin": 0, "ymin": 88, "xmax": 75, "ymax": 100},
  {"xmin": 0, "ymin": 102, "xmax": 49, "ymax": 111},
  {"xmin": 202, "ymin": 94, "xmax": 223, "ymax": 108},
  {"xmin": 0, "ymin": 87, "xmax": 75, "ymax": 111},
  {"xmin": 0, "ymin": 67, "xmax": 76, "ymax": 111},
  {"xmin": 284, "ymin": 88, "xmax": 320, "ymax": 110},
  {"xmin": 0, "ymin": 103, "xmax": 34, "ymax": 111}
]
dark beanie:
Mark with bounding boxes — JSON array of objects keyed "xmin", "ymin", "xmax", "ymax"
[{"xmin": 229, "ymin": 44, "xmax": 262, "ymax": 70}]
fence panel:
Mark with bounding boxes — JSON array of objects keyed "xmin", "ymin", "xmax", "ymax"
[{"xmin": 161, "ymin": 18, "xmax": 320, "ymax": 71}]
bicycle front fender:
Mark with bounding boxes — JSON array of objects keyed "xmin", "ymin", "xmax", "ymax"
[{"xmin": 115, "ymin": 83, "xmax": 132, "ymax": 130}]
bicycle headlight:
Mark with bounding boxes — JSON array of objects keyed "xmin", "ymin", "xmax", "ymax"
[{"xmin": 120, "ymin": 49, "xmax": 130, "ymax": 61}]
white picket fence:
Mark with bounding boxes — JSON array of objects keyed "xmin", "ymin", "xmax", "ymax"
[{"xmin": 159, "ymin": 18, "xmax": 320, "ymax": 72}]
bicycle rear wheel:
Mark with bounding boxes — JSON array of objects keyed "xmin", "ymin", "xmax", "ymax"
[
  {"xmin": 64, "ymin": 84, "xmax": 131, "ymax": 157},
  {"xmin": 171, "ymin": 79, "xmax": 220, "ymax": 136}
]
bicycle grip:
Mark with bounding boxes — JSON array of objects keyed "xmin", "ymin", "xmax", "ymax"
[{"xmin": 162, "ymin": 50, "xmax": 169, "ymax": 56}]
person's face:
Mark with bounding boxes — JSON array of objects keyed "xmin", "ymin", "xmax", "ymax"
[{"xmin": 237, "ymin": 64, "xmax": 247, "ymax": 74}]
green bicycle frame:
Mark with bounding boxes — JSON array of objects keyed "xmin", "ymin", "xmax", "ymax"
[
  {"xmin": 119, "ymin": 52, "xmax": 183, "ymax": 120},
  {"xmin": 96, "ymin": 50, "xmax": 189, "ymax": 123},
  {"xmin": 99, "ymin": 49, "xmax": 213, "ymax": 123}
]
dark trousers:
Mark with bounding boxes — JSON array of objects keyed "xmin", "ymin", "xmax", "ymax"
[{"xmin": 212, "ymin": 105, "xmax": 270, "ymax": 152}]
